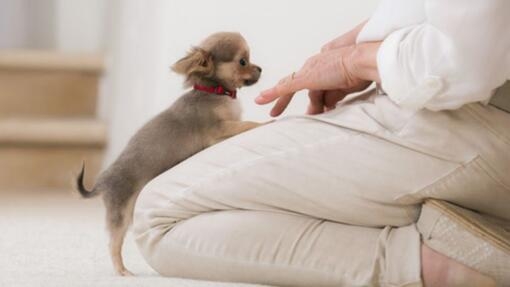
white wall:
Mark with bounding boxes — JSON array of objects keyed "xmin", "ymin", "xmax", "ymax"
[
  {"xmin": 0, "ymin": 0, "xmax": 29, "ymax": 49},
  {"xmin": 102, "ymin": 0, "xmax": 172, "ymax": 164},
  {"xmin": 55, "ymin": 0, "xmax": 106, "ymax": 52},
  {"xmin": 0, "ymin": 0, "xmax": 104, "ymax": 51},
  {"xmin": 27, "ymin": 0, "xmax": 57, "ymax": 49}
]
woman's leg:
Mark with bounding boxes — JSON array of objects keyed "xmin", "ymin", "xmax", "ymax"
[
  {"xmin": 134, "ymin": 95, "xmax": 510, "ymax": 285},
  {"xmin": 134, "ymin": 117, "xmax": 464, "ymax": 229},
  {"xmin": 133, "ymin": 115, "xmax": 460, "ymax": 286},
  {"xmin": 135, "ymin": 209, "xmax": 421, "ymax": 286}
]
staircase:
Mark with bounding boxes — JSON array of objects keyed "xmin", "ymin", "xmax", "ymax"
[{"xmin": 0, "ymin": 50, "xmax": 106, "ymax": 192}]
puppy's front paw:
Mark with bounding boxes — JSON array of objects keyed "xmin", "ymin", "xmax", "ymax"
[{"xmin": 117, "ymin": 268, "xmax": 135, "ymax": 277}]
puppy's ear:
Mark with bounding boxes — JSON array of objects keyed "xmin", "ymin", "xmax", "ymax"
[{"xmin": 171, "ymin": 47, "xmax": 214, "ymax": 77}]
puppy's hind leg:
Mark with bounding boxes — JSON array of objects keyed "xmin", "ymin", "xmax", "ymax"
[{"xmin": 106, "ymin": 209, "xmax": 134, "ymax": 276}]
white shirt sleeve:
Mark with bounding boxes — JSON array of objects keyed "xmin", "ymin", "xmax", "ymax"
[{"xmin": 359, "ymin": 0, "xmax": 510, "ymax": 111}]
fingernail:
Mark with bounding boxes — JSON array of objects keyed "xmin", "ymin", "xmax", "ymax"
[
  {"xmin": 256, "ymin": 91, "xmax": 270, "ymax": 101},
  {"xmin": 255, "ymin": 95, "xmax": 265, "ymax": 103},
  {"xmin": 259, "ymin": 90, "xmax": 270, "ymax": 97}
]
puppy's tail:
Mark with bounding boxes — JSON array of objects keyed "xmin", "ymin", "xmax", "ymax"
[{"xmin": 76, "ymin": 162, "xmax": 99, "ymax": 198}]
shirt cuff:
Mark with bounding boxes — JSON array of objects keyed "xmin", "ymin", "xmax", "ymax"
[{"xmin": 377, "ymin": 27, "xmax": 445, "ymax": 110}]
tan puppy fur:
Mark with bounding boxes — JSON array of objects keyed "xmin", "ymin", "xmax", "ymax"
[{"xmin": 76, "ymin": 32, "xmax": 264, "ymax": 276}]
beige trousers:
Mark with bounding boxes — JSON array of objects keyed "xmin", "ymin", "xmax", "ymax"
[{"xmin": 133, "ymin": 91, "xmax": 510, "ymax": 287}]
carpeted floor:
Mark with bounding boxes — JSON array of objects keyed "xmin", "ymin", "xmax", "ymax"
[{"xmin": 0, "ymin": 190, "xmax": 266, "ymax": 287}]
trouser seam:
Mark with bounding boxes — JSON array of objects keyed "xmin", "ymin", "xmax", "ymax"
[
  {"xmin": 465, "ymin": 104, "xmax": 510, "ymax": 145},
  {"xmin": 476, "ymin": 154, "xmax": 510, "ymax": 191},
  {"xmin": 398, "ymin": 155, "xmax": 478, "ymax": 203}
]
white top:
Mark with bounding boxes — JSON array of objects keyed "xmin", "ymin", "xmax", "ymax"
[{"xmin": 357, "ymin": 0, "xmax": 510, "ymax": 111}]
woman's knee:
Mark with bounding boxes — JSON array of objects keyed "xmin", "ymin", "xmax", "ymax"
[
  {"xmin": 133, "ymin": 178, "xmax": 183, "ymax": 265},
  {"xmin": 134, "ymin": 205, "xmax": 329, "ymax": 284}
]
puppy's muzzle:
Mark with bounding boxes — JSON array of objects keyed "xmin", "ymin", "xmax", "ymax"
[{"xmin": 245, "ymin": 65, "xmax": 262, "ymax": 86}]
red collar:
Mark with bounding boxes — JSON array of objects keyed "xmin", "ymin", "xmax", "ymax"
[{"xmin": 193, "ymin": 84, "xmax": 237, "ymax": 99}]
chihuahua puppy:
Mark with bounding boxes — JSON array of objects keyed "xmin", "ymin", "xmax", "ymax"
[{"xmin": 76, "ymin": 32, "xmax": 263, "ymax": 276}]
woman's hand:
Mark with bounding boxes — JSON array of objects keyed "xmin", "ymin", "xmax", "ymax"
[
  {"xmin": 256, "ymin": 42, "xmax": 381, "ymax": 117},
  {"xmin": 307, "ymin": 20, "xmax": 369, "ymax": 115}
]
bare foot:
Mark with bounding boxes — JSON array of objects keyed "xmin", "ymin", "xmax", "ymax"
[{"xmin": 421, "ymin": 244, "xmax": 496, "ymax": 287}]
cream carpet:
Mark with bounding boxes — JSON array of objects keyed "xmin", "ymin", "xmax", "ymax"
[{"xmin": 0, "ymin": 191, "xmax": 266, "ymax": 287}]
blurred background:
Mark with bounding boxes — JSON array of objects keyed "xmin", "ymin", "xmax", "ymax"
[
  {"xmin": 0, "ymin": 0, "xmax": 377, "ymax": 285},
  {"xmin": 0, "ymin": 0, "xmax": 378, "ymax": 191}
]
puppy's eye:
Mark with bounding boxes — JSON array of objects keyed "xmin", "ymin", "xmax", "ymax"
[{"xmin": 239, "ymin": 59, "xmax": 247, "ymax": 66}]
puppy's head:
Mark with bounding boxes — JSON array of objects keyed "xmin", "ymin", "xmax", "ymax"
[{"xmin": 172, "ymin": 32, "xmax": 262, "ymax": 91}]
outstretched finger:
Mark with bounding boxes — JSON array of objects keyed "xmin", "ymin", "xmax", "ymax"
[
  {"xmin": 270, "ymin": 92, "xmax": 295, "ymax": 117},
  {"xmin": 256, "ymin": 72, "xmax": 305, "ymax": 105}
]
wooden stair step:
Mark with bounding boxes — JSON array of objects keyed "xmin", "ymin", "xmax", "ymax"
[
  {"xmin": 0, "ymin": 50, "xmax": 104, "ymax": 118},
  {"xmin": 0, "ymin": 50, "xmax": 103, "ymax": 72},
  {"xmin": 0, "ymin": 118, "xmax": 106, "ymax": 147},
  {"xmin": 0, "ymin": 118, "xmax": 107, "ymax": 190}
]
